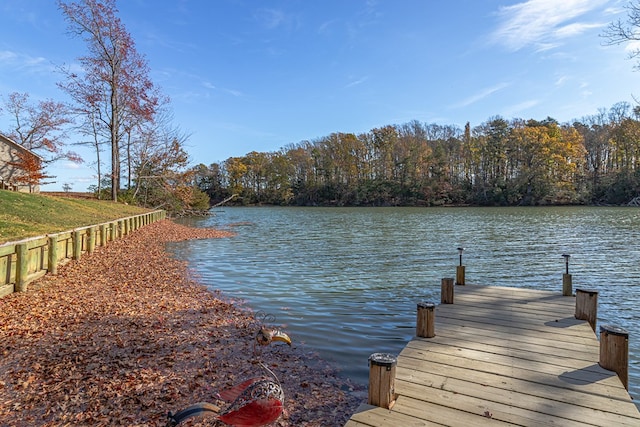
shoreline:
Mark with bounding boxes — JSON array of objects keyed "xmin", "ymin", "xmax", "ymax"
[{"xmin": 0, "ymin": 220, "xmax": 362, "ymax": 426}]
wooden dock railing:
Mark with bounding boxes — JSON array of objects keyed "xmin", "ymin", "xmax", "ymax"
[{"xmin": 0, "ymin": 210, "xmax": 166, "ymax": 297}]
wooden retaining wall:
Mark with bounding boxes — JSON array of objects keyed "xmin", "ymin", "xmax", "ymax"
[{"xmin": 0, "ymin": 210, "xmax": 166, "ymax": 297}]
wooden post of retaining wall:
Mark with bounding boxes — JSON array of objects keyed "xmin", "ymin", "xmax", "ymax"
[
  {"xmin": 416, "ymin": 302, "xmax": 436, "ymax": 338},
  {"xmin": 73, "ymin": 230, "xmax": 82, "ymax": 260},
  {"xmin": 15, "ymin": 243, "xmax": 28, "ymax": 292},
  {"xmin": 47, "ymin": 235, "xmax": 58, "ymax": 275},
  {"xmin": 575, "ymin": 288, "xmax": 598, "ymax": 332},
  {"xmin": 368, "ymin": 353, "xmax": 397, "ymax": 409},
  {"xmin": 99, "ymin": 224, "xmax": 107, "ymax": 247},
  {"xmin": 441, "ymin": 277, "xmax": 454, "ymax": 304},
  {"xmin": 87, "ymin": 227, "xmax": 96, "ymax": 254},
  {"xmin": 599, "ymin": 324, "xmax": 629, "ymax": 390}
]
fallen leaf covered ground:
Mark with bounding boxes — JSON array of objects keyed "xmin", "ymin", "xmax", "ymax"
[{"xmin": 0, "ymin": 220, "xmax": 363, "ymax": 426}]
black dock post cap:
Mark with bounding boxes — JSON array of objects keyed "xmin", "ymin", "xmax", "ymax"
[{"xmin": 368, "ymin": 353, "xmax": 397, "ymax": 369}]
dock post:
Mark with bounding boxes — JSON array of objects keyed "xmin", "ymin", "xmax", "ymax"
[
  {"xmin": 441, "ymin": 278, "xmax": 454, "ymax": 304},
  {"xmin": 575, "ymin": 288, "xmax": 598, "ymax": 332},
  {"xmin": 599, "ymin": 324, "xmax": 629, "ymax": 390},
  {"xmin": 456, "ymin": 247, "xmax": 465, "ymax": 285},
  {"xmin": 368, "ymin": 353, "xmax": 397, "ymax": 409},
  {"xmin": 562, "ymin": 254, "xmax": 572, "ymax": 296},
  {"xmin": 416, "ymin": 302, "xmax": 436, "ymax": 338}
]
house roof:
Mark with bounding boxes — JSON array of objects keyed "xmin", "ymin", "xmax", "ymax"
[{"xmin": 0, "ymin": 133, "xmax": 43, "ymax": 160}]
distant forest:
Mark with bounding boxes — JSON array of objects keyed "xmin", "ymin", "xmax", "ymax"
[{"xmin": 193, "ymin": 101, "xmax": 640, "ymax": 207}]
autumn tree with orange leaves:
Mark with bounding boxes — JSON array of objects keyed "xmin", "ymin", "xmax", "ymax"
[
  {"xmin": 58, "ymin": 0, "xmax": 161, "ymax": 202},
  {"xmin": 6, "ymin": 150, "xmax": 52, "ymax": 193}
]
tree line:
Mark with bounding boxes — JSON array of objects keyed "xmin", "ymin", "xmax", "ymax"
[
  {"xmin": 193, "ymin": 0, "xmax": 640, "ymax": 208},
  {"xmin": 194, "ymin": 104, "xmax": 640, "ymax": 207}
]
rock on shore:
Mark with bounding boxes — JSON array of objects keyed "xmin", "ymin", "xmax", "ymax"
[{"xmin": 0, "ymin": 220, "xmax": 362, "ymax": 426}]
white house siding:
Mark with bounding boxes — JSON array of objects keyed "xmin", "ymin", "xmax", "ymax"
[{"xmin": 0, "ymin": 134, "xmax": 41, "ymax": 193}]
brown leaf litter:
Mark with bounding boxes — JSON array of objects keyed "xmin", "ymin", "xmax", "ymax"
[{"xmin": 0, "ymin": 220, "xmax": 363, "ymax": 426}]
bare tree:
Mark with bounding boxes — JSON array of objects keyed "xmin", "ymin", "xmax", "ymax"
[
  {"xmin": 602, "ymin": 2, "xmax": 640, "ymax": 69},
  {"xmin": 2, "ymin": 92, "xmax": 78, "ymax": 164},
  {"xmin": 58, "ymin": 0, "xmax": 160, "ymax": 202}
]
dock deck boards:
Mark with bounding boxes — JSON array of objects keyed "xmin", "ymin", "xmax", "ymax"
[{"xmin": 344, "ymin": 285, "xmax": 640, "ymax": 427}]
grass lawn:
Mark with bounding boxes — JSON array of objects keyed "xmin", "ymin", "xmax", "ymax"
[{"xmin": 0, "ymin": 190, "xmax": 151, "ymax": 244}]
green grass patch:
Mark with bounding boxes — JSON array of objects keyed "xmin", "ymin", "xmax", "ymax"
[{"xmin": 0, "ymin": 190, "xmax": 151, "ymax": 244}]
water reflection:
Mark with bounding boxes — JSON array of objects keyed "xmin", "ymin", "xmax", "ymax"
[{"xmin": 170, "ymin": 206, "xmax": 640, "ymax": 404}]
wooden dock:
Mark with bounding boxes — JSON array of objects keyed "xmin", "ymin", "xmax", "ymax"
[{"xmin": 345, "ymin": 285, "xmax": 640, "ymax": 426}]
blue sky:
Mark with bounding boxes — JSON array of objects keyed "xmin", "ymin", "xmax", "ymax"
[{"xmin": 0, "ymin": 0, "xmax": 638, "ymax": 191}]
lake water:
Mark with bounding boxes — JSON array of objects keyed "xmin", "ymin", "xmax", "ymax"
[{"xmin": 171, "ymin": 206, "xmax": 640, "ymax": 404}]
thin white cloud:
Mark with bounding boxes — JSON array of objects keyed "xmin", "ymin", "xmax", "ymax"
[
  {"xmin": 0, "ymin": 50, "xmax": 18, "ymax": 62},
  {"xmin": 502, "ymin": 99, "xmax": 540, "ymax": 117},
  {"xmin": 257, "ymin": 9, "xmax": 287, "ymax": 29},
  {"xmin": 0, "ymin": 50, "xmax": 48, "ymax": 71},
  {"xmin": 253, "ymin": 8, "xmax": 299, "ymax": 32},
  {"xmin": 603, "ymin": 6, "xmax": 625, "ymax": 16},
  {"xmin": 222, "ymin": 88, "xmax": 243, "ymax": 97},
  {"xmin": 490, "ymin": 0, "xmax": 609, "ymax": 51},
  {"xmin": 345, "ymin": 76, "xmax": 368, "ymax": 88},
  {"xmin": 62, "ymin": 161, "xmax": 82, "ymax": 170},
  {"xmin": 318, "ymin": 19, "xmax": 339, "ymax": 35},
  {"xmin": 534, "ymin": 42, "xmax": 561, "ymax": 53},
  {"xmin": 555, "ymin": 75, "xmax": 570, "ymax": 86},
  {"xmin": 449, "ymin": 82, "xmax": 511, "ymax": 109},
  {"xmin": 202, "ymin": 81, "xmax": 243, "ymax": 97},
  {"xmin": 553, "ymin": 22, "xmax": 604, "ymax": 38},
  {"xmin": 624, "ymin": 40, "xmax": 640, "ymax": 54}
]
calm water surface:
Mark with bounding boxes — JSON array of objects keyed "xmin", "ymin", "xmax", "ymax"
[{"xmin": 171, "ymin": 206, "xmax": 640, "ymax": 403}]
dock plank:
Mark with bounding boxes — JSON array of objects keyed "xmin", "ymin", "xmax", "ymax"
[
  {"xmin": 344, "ymin": 285, "xmax": 640, "ymax": 427},
  {"xmin": 401, "ymin": 340, "xmax": 628, "ymax": 395}
]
